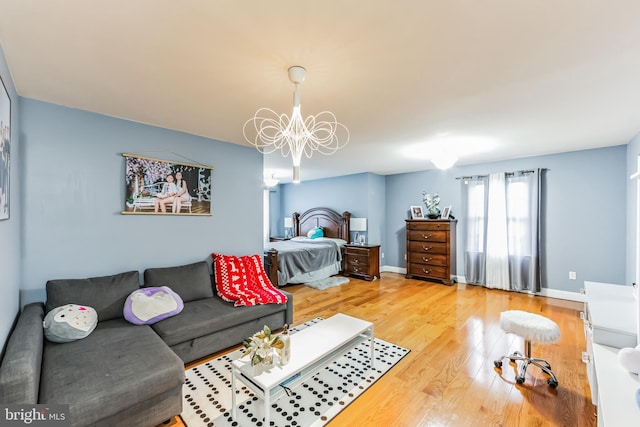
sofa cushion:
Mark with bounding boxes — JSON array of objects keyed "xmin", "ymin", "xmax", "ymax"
[
  {"xmin": 123, "ymin": 286, "xmax": 184, "ymax": 325},
  {"xmin": 43, "ymin": 304, "xmax": 98, "ymax": 343},
  {"xmin": 0, "ymin": 303, "xmax": 44, "ymax": 404},
  {"xmin": 45, "ymin": 271, "xmax": 139, "ymax": 322},
  {"xmin": 39, "ymin": 318, "xmax": 184, "ymax": 426},
  {"xmin": 151, "ymin": 296, "xmax": 288, "ymax": 347},
  {"xmin": 144, "ymin": 261, "xmax": 213, "ymax": 303}
]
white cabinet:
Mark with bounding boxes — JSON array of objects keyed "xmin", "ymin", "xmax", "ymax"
[{"xmin": 583, "ymin": 281, "xmax": 640, "ymax": 427}]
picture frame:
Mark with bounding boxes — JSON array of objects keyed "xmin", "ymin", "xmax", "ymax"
[
  {"xmin": 410, "ymin": 205, "xmax": 424, "ymax": 219},
  {"xmin": 122, "ymin": 153, "xmax": 213, "ymax": 216},
  {"xmin": 0, "ymin": 74, "xmax": 10, "ymax": 221},
  {"xmin": 442, "ymin": 205, "xmax": 451, "ymax": 220}
]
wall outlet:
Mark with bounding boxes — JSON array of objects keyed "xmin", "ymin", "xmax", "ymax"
[
  {"xmin": 381, "ymin": 252, "xmax": 385, "ymax": 259},
  {"xmin": 404, "ymin": 254, "xmax": 407, "ymax": 260},
  {"xmin": 569, "ymin": 271, "xmax": 577, "ymax": 280}
]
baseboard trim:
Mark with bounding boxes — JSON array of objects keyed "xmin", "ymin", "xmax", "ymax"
[
  {"xmin": 380, "ymin": 268, "xmax": 584, "ymax": 302},
  {"xmin": 381, "ymin": 265, "xmax": 406, "ymax": 274},
  {"xmin": 538, "ymin": 288, "xmax": 585, "ymax": 302}
]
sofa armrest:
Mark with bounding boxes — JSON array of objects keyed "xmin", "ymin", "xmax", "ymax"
[
  {"xmin": 280, "ymin": 290, "xmax": 294, "ymax": 326},
  {"xmin": 0, "ymin": 303, "xmax": 44, "ymax": 403}
]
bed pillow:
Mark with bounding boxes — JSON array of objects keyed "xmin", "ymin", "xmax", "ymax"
[
  {"xmin": 143, "ymin": 261, "xmax": 213, "ymax": 303},
  {"xmin": 45, "ymin": 271, "xmax": 139, "ymax": 322},
  {"xmin": 123, "ymin": 286, "xmax": 184, "ymax": 325},
  {"xmin": 43, "ymin": 304, "xmax": 98, "ymax": 343},
  {"xmin": 307, "ymin": 227, "xmax": 324, "ymax": 239}
]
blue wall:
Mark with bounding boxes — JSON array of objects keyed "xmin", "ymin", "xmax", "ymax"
[
  {"xmin": 277, "ymin": 173, "xmax": 386, "ymax": 246},
  {"xmin": 0, "ymin": 44, "xmax": 20, "ymax": 349},
  {"xmin": 626, "ymin": 135, "xmax": 640, "ymax": 284},
  {"xmin": 277, "ymin": 146, "xmax": 627, "ymax": 295},
  {"xmin": 386, "ymin": 146, "xmax": 627, "ymax": 293},
  {"xmin": 19, "ymin": 99, "xmax": 265, "ymax": 304}
]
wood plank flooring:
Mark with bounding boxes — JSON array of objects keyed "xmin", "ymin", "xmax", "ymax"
[{"xmin": 166, "ymin": 272, "xmax": 596, "ymax": 427}]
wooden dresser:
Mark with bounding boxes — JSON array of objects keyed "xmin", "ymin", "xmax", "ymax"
[
  {"xmin": 405, "ymin": 219, "xmax": 457, "ymax": 285},
  {"xmin": 343, "ymin": 244, "xmax": 380, "ymax": 281}
]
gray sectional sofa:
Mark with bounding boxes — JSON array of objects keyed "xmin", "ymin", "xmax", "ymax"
[{"xmin": 0, "ymin": 260, "xmax": 293, "ymax": 427}]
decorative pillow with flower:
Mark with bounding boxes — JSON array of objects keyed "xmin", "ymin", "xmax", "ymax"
[{"xmin": 212, "ymin": 253, "xmax": 287, "ymax": 307}]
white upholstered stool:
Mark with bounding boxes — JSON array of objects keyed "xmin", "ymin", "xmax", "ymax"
[{"xmin": 494, "ymin": 310, "xmax": 560, "ymax": 388}]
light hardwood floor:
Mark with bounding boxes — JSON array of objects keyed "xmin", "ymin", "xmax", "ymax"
[{"xmin": 168, "ymin": 272, "xmax": 596, "ymax": 427}]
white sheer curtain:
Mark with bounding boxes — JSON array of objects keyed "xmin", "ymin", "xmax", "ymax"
[
  {"xmin": 485, "ymin": 173, "xmax": 510, "ymax": 290},
  {"xmin": 461, "ymin": 170, "xmax": 541, "ymax": 292}
]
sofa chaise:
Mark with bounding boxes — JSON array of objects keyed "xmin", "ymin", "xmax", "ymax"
[{"xmin": 0, "ymin": 260, "xmax": 293, "ymax": 427}]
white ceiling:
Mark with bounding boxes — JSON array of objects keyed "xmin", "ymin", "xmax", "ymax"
[{"xmin": 1, "ymin": 1, "xmax": 639, "ymax": 182}]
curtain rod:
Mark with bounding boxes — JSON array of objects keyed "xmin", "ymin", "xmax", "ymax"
[{"xmin": 455, "ymin": 169, "xmax": 538, "ymax": 180}]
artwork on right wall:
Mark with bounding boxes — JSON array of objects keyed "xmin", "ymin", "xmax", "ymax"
[{"xmin": 0, "ymin": 74, "xmax": 10, "ymax": 221}]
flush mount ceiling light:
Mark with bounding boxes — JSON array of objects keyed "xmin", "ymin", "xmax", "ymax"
[
  {"xmin": 264, "ymin": 173, "xmax": 279, "ymax": 187},
  {"xmin": 243, "ymin": 66, "xmax": 349, "ymax": 183},
  {"xmin": 431, "ymin": 150, "xmax": 458, "ymax": 170}
]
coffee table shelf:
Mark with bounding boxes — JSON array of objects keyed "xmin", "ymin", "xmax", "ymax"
[{"xmin": 231, "ymin": 313, "xmax": 374, "ymax": 425}]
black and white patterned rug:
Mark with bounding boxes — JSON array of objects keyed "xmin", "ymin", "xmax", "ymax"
[{"xmin": 181, "ymin": 318, "xmax": 409, "ymax": 427}]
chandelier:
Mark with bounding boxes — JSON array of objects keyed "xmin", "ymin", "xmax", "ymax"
[{"xmin": 243, "ymin": 66, "xmax": 349, "ymax": 183}]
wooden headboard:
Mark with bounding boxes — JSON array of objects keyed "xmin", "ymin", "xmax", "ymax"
[{"xmin": 292, "ymin": 207, "xmax": 351, "ymax": 240}]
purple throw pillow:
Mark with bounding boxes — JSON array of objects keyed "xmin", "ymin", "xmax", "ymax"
[{"xmin": 123, "ymin": 286, "xmax": 184, "ymax": 325}]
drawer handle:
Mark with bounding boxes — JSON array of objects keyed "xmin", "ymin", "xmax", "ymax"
[
  {"xmin": 422, "ymin": 257, "xmax": 432, "ymax": 262},
  {"xmin": 422, "ymin": 234, "xmax": 432, "ymax": 239},
  {"xmin": 422, "ymin": 246, "xmax": 432, "ymax": 252},
  {"xmin": 353, "ymin": 259, "xmax": 360, "ymax": 264},
  {"xmin": 353, "ymin": 266, "xmax": 361, "ymax": 272},
  {"xmin": 581, "ymin": 351, "xmax": 591, "ymax": 363},
  {"xmin": 422, "ymin": 268, "xmax": 430, "ymax": 274}
]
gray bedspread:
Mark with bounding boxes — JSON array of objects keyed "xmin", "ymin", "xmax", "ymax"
[{"xmin": 267, "ymin": 238, "xmax": 343, "ymax": 285}]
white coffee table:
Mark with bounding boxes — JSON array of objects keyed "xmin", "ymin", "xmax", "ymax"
[{"xmin": 231, "ymin": 313, "xmax": 374, "ymax": 425}]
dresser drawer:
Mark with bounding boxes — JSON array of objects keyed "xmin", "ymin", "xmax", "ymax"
[
  {"xmin": 408, "ymin": 241, "xmax": 448, "ymax": 254},
  {"xmin": 345, "ymin": 254, "xmax": 370, "ymax": 269},
  {"xmin": 406, "ymin": 221, "xmax": 450, "ymax": 231},
  {"xmin": 408, "ymin": 264, "xmax": 448, "ymax": 279},
  {"xmin": 347, "ymin": 263, "xmax": 370, "ymax": 276},
  {"xmin": 408, "ymin": 253, "xmax": 447, "ymax": 266},
  {"xmin": 344, "ymin": 246, "xmax": 370, "ymax": 256},
  {"xmin": 407, "ymin": 230, "xmax": 448, "ymax": 243}
]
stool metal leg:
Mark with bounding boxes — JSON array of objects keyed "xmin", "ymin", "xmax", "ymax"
[{"xmin": 493, "ymin": 339, "xmax": 559, "ymax": 388}]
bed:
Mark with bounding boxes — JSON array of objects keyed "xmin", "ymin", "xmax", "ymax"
[{"xmin": 264, "ymin": 207, "xmax": 351, "ymax": 287}]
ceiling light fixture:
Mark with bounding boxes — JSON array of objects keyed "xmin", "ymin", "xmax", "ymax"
[
  {"xmin": 243, "ymin": 66, "xmax": 349, "ymax": 183},
  {"xmin": 431, "ymin": 150, "xmax": 458, "ymax": 170},
  {"xmin": 264, "ymin": 173, "xmax": 279, "ymax": 187}
]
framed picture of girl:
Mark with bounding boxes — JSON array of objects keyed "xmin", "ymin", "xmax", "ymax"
[
  {"xmin": 442, "ymin": 205, "xmax": 451, "ymax": 219},
  {"xmin": 122, "ymin": 153, "xmax": 213, "ymax": 216},
  {"xmin": 410, "ymin": 206, "xmax": 424, "ymax": 219}
]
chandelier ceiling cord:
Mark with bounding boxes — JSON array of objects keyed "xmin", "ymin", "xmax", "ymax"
[{"xmin": 243, "ymin": 66, "xmax": 349, "ymax": 183}]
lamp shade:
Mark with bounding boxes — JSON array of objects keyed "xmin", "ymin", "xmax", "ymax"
[
  {"xmin": 284, "ymin": 217, "xmax": 294, "ymax": 228},
  {"xmin": 350, "ymin": 218, "xmax": 367, "ymax": 232}
]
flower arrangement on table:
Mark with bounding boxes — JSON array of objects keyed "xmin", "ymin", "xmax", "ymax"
[
  {"xmin": 242, "ymin": 325, "xmax": 285, "ymax": 366},
  {"xmin": 422, "ymin": 192, "xmax": 441, "ymax": 218}
]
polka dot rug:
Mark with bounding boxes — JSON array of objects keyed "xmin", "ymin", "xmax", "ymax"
[{"xmin": 181, "ymin": 318, "xmax": 410, "ymax": 427}]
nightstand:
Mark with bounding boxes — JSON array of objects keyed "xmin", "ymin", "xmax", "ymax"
[{"xmin": 343, "ymin": 244, "xmax": 380, "ymax": 281}]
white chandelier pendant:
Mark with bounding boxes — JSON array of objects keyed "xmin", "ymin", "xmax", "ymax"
[{"xmin": 243, "ymin": 66, "xmax": 349, "ymax": 183}]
